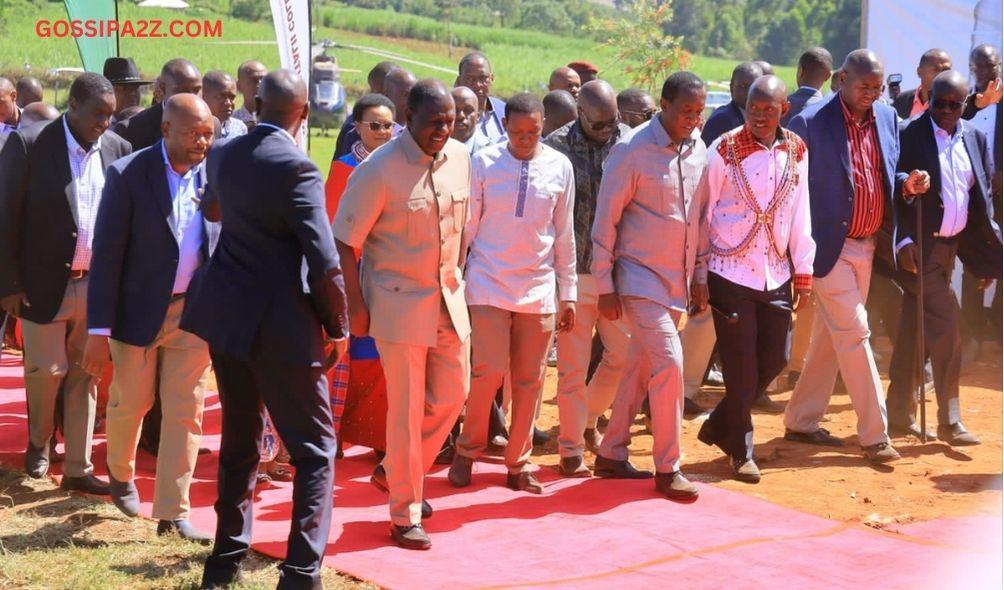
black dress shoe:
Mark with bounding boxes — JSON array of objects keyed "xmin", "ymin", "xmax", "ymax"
[
  {"xmin": 654, "ymin": 471, "xmax": 699, "ymax": 502},
  {"xmin": 888, "ymin": 421, "xmax": 936, "ymax": 440},
  {"xmin": 783, "ymin": 428, "xmax": 843, "ymax": 447},
  {"xmin": 506, "ymin": 471, "xmax": 544, "ymax": 494},
  {"xmin": 683, "ymin": 398, "xmax": 708, "ymax": 419},
  {"xmin": 372, "ymin": 465, "xmax": 432, "ymax": 519},
  {"xmin": 696, "ymin": 421, "xmax": 728, "ymax": 454},
  {"xmin": 158, "ymin": 519, "xmax": 213, "ymax": 544},
  {"xmin": 60, "ymin": 474, "xmax": 110, "ymax": 495},
  {"xmin": 532, "ymin": 427, "xmax": 550, "ymax": 447},
  {"xmin": 593, "ymin": 455, "xmax": 653, "ymax": 479},
  {"xmin": 391, "ymin": 524, "xmax": 431, "ymax": 550},
  {"xmin": 937, "ymin": 423, "xmax": 980, "ymax": 446},
  {"xmin": 108, "ymin": 473, "xmax": 141, "ymax": 517},
  {"xmin": 433, "ymin": 443, "xmax": 455, "ymax": 465},
  {"xmin": 751, "ymin": 393, "xmax": 784, "ymax": 414},
  {"xmin": 200, "ymin": 567, "xmax": 244, "ymax": 590},
  {"xmin": 24, "ymin": 441, "xmax": 49, "ymax": 478}
]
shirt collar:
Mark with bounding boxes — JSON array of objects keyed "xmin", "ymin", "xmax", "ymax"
[
  {"xmin": 738, "ymin": 124, "xmax": 787, "ymax": 151},
  {"xmin": 648, "ymin": 116, "xmax": 695, "ymax": 151},
  {"xmin": 837, "ymin": 93, "xmax": 875, "ymax": 127},
  {"xmin": 799, "ymin": 85, "xmax": 822, "ymax": 97},
  {"xmin": 160, "ymin": 140, "xmax": 201, "ymax": 182},
  {"xmin": 62, "ymin": 115, "xmax": 101, "ymax": 156},
  {"xmin": 930, "ymin": 116, "xmax": 961, "ymax": 142},
  {"xmin": 256, "ymin": 122, "xmax": 297, "ymax": 144},
  {"xmin": 400, "ymin": 128, "xmax": 448, "ymax": 165}
]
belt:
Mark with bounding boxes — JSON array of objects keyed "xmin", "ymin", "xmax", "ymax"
[
  {"xmin": 170, "ymin": 292, "xmax": 186, "ymax": 301},
  {"xmin": 932, "ymin": 232, "xmax": 959, "ymax": 242},
  {"xmin": 68, "ymin": 269, "xmax": 88, "ymax": 280}
]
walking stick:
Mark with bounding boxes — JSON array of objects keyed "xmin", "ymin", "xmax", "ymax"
[{"xmin": 915, "ymin": 193, "xmax": 927, "ymax": 443}]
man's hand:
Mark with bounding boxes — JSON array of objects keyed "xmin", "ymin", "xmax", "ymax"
[
  {"xmin": 324, "ymin": 337, "xmax": 349, "ymax": 370},
  {"xmin": 689, "ymin": 282, "xmax": 709, "ymax": 314},
  {"xmin": 597, "ymin": 293, "xmax": 621, "ymax": 321},
  {"xmin": 793, "ymin": 288, "xmax": 812, "ymax": 312},
  {"xmin": 898, "ymin": 243, "xmax": 919, "ymax": 274},
  {"xmin": 348, "ymin": 306, "xmax": 370, "ymax": 338},
  {"xmin": 81, "ymin": 335, "xmax": 111, "ymax": 378},
  {"xmin": 975, "ymin": 78, "xmax": 1003, "ymax": 109},
  {"xmin": 556, "ymin": 301, "xmax": 576, "ymax": 333},
  {"xmin": 0, "ymin": 292, "xmax": 29, "ymax": 317},
  {"xmin": 903, "ymin": 170, "xmax": 931, "ymax": 197}
]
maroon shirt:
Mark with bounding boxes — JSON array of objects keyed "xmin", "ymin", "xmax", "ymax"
[{"xmin": 839, "ymin": 96, "xmax": 885, "ymax": 238}]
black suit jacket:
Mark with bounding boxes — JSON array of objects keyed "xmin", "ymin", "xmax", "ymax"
[
  {"xmin": 892, "ymin": 88, "xmax": 919, "ymax": 120},
  {"xmin": 782, "ymin": 86, "xmax": 823, "ymax": 127},
  {"xmin": 180, "ymin": 125, "xmax": 347, "ymax": 365},
  {"xmin": 701, "ymin": 101, "xmax": 744, "ymax": 146},
  {"xmin": 0, "ymin": 116, "xmax": 131, "ymax": 323},
  {"xmin": 112, "ymin": 102, "xmax": 164, "ymax": 150},
  {"xmin": 87, "ymin": 141, "xmax": 219, "ymax": 346},
  {"xmin": 895, "ymin": 112, "xmax": 1002, "ymax": 279}
]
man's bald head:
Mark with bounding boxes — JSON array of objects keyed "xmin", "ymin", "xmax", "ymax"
[
  {"xmin": 548, "ymin": 66, "xmax": 581, "ymax": 100},
  {"xmin": 0, "ymin": 77, "xmax": 15, "ymax": 126},
  {"xmin": 917, "ymin": 48, "xmax": 952, "ymax": 92},
  {"xmin": 753, "ymin": 60, "xmax": 774, "ymax": 75},
  {"xmin": 162, "ymin": 94, "xmax": 214, "ymax": 170},
  {"xmin": 839, "ymin": 50, "xmax": 885, "ymax": 117},
  {"xmin": 578, "ymin": 80, "xmax": 619, "ymax": 144},
  {"xmin": 841, "ymin": 49, "xmax": 884, "ymax": 79},
  {"xmin": 931, "ymin": 69, "xmax": 969, "ymax": 99},
  {"xmin": 158, "ymin": 58, "xmax": 202, "ymax": 100},
  {"xmin": 746, "ymin": 75, "xmax": 789, "ymax": 142},
  {"xmin": 543, "ymin": 89, "xmax": 577, "ymax": 136},
  {"xmin": 748, "ymin": 75, "xmax": 787, "ymax": 105},
  {"xmin": 930, "ymin": 70, "xmax": 970, "ymax": 132},
  {"xmin": 16, "ymin": 77, "xmax": 43, "ymax": 107},
  {"xmin": 451, "ymin": 85, "xmax": 477, "ymax": 105},
  {"xmin": 451, "ymin": 85, "xmax": 479, "ymax": 142},
  {"xmin": 384, "ymin": 68, "xmax": 418, "ymax": 125},
  {"xmin": 730, "ymin": 62, "xmax": 764, "ymax": 108},
  {"xmin": 256, "ymin": 69, "xmax": 308, "ymax": 131},
  {"xmin": 20, "ymin": 102, "xmax": 59, "ymax": 126},
  {"xmin": 970, "ymin": 44, "xmax": 1001, "ymax": 90}
]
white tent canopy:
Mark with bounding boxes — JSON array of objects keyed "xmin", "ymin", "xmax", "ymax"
[
  {"xmin": 136, "ymin": 0, "xmax": 190, "ymax": 8},
  {"xmin": 862, "ymin": 0, "xmax": 1002, "ymax": 90}
]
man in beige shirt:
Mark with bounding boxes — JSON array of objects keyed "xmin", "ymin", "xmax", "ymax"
[{"xmin": 333, "ymin": 79, "xmax": 471, "ymax": 551}]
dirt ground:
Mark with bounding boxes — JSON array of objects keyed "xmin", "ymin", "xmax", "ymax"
[{"xmin": 529, "ymin": 340, "xmax": 1003, "ymax": 527}]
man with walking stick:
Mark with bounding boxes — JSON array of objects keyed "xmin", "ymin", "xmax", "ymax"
[{"xmin": 886, "ymin": 70, "xmax": 1002, "ymax": 446}]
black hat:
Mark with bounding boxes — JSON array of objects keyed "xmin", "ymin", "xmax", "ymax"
[{"xmin": 102, "ymin": 57, "xmax": 152, "ymax": 86}]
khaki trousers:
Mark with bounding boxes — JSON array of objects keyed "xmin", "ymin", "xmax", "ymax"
[
  {"xmin": 784, "ymin": 238, "xmax": 889, "ymax": 446},
  {"xmin": 105, "ymin": 297, "xmax": 210, "ymax": 520},
  {"xmin": 556, "ymin": 274, "xmax": 629, "ymax": 458},
  {"xmin": 457, "ymin": 305, "xmax": 555, "ymax": 473},
  {"xmin": 375, "ymin": 305, "xmax": 470, "ymax": 526},
  {"xmin": 21, "ymin": 277, "xmax": 96, "ymax": 478}
]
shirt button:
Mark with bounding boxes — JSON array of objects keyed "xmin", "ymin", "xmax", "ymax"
[
  {"xmin": 71, "ymin": 232, "xmax": 77, "ymax": 238},
  {"xmin": 65, "ymin": 262, "xmax": 71, "ymax": 268}
]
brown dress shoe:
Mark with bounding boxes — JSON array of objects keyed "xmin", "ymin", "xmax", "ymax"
[
  {"xmin": 862, "ymin": 442, "xmax": 901, "ymax": 464},
  {"xmin": 391, "ymin": 524, "xmax": 431, "ymax": 550},
  {"xmin": 448, "ymin": 454, "xmax": 474, "ymax": 487},
  {"xmin": 506, "ymin": 471, "xmax": 544, "ymax": 494},
  {"xmin": 593, "ymin": 455, "xmax": 653, "ymax": 479},
  {"xmin": 937, "ymin": 423, "xmax": 981, "ymax": 446},
  {"xmin": 732, "ymin": 459, "xmax": 761, "ymax": 484},
  {"xmin": 558, "ymin": 456, "xmax": 591, "ymax": 478},
  {"xmin": 654, "ymin": 471, "xmax": 699, "ymax": 502}
]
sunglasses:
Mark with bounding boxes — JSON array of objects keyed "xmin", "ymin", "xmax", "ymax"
[
  {"xmin": 932, "ymin": 99, "xmax": 964, "ymax": 111},
  {"xmin": 580, "ymin": 109, "xmax": 619, "ymax": 132},
  {"xmin": 360, "ymin": 121, "xmax": 394, "ymax": 131},
  {"xmin": 621, "ymin": 109, "xmax": 657, "ymax": 120}
]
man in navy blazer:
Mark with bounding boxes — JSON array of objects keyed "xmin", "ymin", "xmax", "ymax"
[
  {"xmin": 701, "ymin": 61, "xmax": 762, "ymax": 146},
  {"xmin": 886, "ymin": 71, "xmax": 1002, "ymax": 446},
  {"xmin": 83, "ymin": 95, "xmax": 219, "ymax": 543},
  {"xmin": 782, "ymin": 50, "xmax": 931, "ymax": 463},
  {"xmin": 781, "ymin": 47, "xmax": 832, "ymax": 127},
  {"xmin": 0, "ymin": 73, "xmax": 131, "ymax": 492},
  {"xmin": 183, "ymin": 70, "xmax": 347, "ymax": 590}
]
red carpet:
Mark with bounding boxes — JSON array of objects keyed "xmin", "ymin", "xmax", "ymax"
[{"xmin": 0, "ymin": 356, "xmax": 1000, "ymax": 589}]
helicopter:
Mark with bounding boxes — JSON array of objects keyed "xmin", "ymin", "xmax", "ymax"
[{"xmin": 309, "ymin": 40, "xmax": 346, "ymax": 135}]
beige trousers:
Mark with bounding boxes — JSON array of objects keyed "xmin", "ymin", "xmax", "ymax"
[
  {"xmin": 375, "ymin": 304, "xmax": 470, "ymax": 526},
  {"xmin": 457, "ymin": 305, "xmax": 555, "ymax": 473},
  {"xmin": 784, "ymin": 238, "xmax": 889, "ymax": 446},
  {"xmin": 556, "ymin": 274, "xmax": 629, "ymax": 458},
  {"xmin": 21, "ymin": 277, "xmax": 96, "ymax": 478},
  {"xmin": 105, "ymin": 297, "xmax": 210, "ymax": 520}
]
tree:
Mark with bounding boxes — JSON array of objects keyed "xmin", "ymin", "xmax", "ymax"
[
  {"xmin": 758, "ymin": 12, "xmax": 808, "ymax": 65},
  {"xmin": 519, "ymin": 0, "xmax": 574, "ymax": 35},
  {"xmin": 590, "ymin": 0, "xmax": 691, "ymax": 92}
]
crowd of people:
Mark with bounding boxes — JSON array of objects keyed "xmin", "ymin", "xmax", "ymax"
[{"xmin": 0, "ymin": 39, "xmax": 1000, "ymax": 589}]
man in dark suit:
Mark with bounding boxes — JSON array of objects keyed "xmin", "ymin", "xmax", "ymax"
[
  {"xmin": 0, "ymin": 73, "xmax": 131, "ymax": 491},
  {"xmin": 886, "ymin": 71, "xmax": 1002, "ymax": 445},
  {"xmin": 701, "ymin": 61, "xmax": 763, "ymax": 146},
  {"xmin": 782, "ymin": 47, "xmax": 833, "ymax": 127},
  {"xmin": 82, "ymin": 94, "xmax": 219, "ymax": 542},
  {"xmin": 183, "ymin": 70, "xmax": 347, "ymax": 590},
  {"xmin": 782, "ymin": 50, "xmax": 930, "ymax": 462},
  {"xmin": 113, "ymin": 59, "xmax": 202, "ymax": 151},
  {"xmin": 892, "ymin": 49, "xmax": 952, "ymax": 120}
]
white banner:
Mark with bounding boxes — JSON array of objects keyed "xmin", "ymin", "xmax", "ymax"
[
  {"xmin": 270, "ymin": 0, "xmax": 310, "ymax": 151},
  {"xmin": 863, "ymin": 0, "xmax": 1002, "ymax": 92}
]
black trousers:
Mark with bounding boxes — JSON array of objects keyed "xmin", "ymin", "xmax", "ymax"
[
  {"xmin": 202, "ymin": 351, "xmax": 335, "ymax": 590},
  {"xmin": 886, "ymin": 239, "xmax": 963, "ymax": 427},
  {"xmin": 704, "ymin": 274, "xmax": 792, "ymax": 461}
]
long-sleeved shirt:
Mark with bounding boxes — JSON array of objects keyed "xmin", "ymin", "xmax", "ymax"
[
  {"xmin": 464, "ymin": 142, "xmax": 576, "ymax": 313},
  {"xmin": 590, "ymin": 117, "xmax": 707, "ymax": 312},
  {"xmin": 63, "ymin": 116, "xmax": 105, "ymax": 271},
  {"xmin": 840, "ymin": 95, "xmax": 886, "ymax": 238},
  {"xmin": 544, "ymin": 120, "xmax": 631, "ymax": 274},
  {"xmin": 695, "ymin": 125, "xmax": 815, "ymax": 292}
]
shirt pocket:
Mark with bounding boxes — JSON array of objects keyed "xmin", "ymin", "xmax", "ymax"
[
  {"xmin": 637, "ymin": 172, "xmax": 676, "ymax": 217},
  {"xmin": 450, "ymin": 189, "xmax": 469, "ymax": 233},
  {"xmin": 406, "ymin": 195, "xmax": 431, "ymax": 243}
]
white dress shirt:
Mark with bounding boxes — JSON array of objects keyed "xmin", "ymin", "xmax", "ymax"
[
  {"xmin": 698, "ymin": 126, "xmax": 815, "ymax": 291},
  {"xmin": 161, "ymin": 142, "xmax": 206, "ymax": 294},
  {"xmin": 232, "ymin": 105, "xmax": 255, "ymax": 125},
  {"xmin": 933, "ymin": 118, "xmax": 974, "ymax": 238},
  {"xmin": 220, "ymin": 116, "xmax": 248, "ymax": 138},
  {"xmin": 464, "ymin": 142, "xmax": 577, "ymax": 313},
  {"xmin": 63, "ymin": 117, "xmax": 106, "ymax": 271}
]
